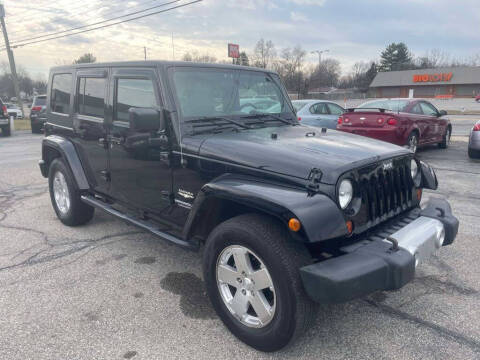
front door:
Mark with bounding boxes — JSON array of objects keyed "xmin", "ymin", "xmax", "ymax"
[
  {"xmin": 107, "ymin": 68, "xmax": 172, "ymax": 215},
  {"xmin": 419, "ymin": 101, "xmax": 441, "ymax": 142},
  {"xmin": 72, "ymin": 68, "xmax": 109, "ymax": 195}
]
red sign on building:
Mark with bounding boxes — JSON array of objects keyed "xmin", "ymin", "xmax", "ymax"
[
  {"xmin": 228, "ymin": 43, "xmax": 240, "ymax": 58},
  {"xmin": 413, "ymin": 72, "xmax": 453, "ymax": 83}
]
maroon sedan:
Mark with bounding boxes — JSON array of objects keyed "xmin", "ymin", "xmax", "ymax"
[{"xmin": 337, "ymin": 99, "xmax": 451, "ymax": 152}]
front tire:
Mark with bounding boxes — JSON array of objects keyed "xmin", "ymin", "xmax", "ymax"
[
  {"xmin": 203, "ymin": 214, "xmax": 316, "ymax": 352},
  {"xmin": 438, "ymin": 127, "xmax": 451, "ymax": 149},
  {"xmin": 48, "ymin": 158, "xmax": 94, "ymax": 226}
]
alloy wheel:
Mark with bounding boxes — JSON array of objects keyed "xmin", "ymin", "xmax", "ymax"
[
  {"xmin": 216, "ymin": 245, "xmax": 276, "ymax": 328},
  {"xmin": 53, "ymin": 171, "xmax": 70, "ymax": 215}
]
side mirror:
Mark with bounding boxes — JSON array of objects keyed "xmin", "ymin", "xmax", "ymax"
[
  {"xmin": 438, "ymin": 110, "xmax": 447, "ymax": 116},
  {"xmin": 129, "ymin": 107, "xmax": 164, "ymax": 132}
]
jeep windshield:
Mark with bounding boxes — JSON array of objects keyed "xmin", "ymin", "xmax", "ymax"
[{"xmin": 171, "ymin": 67, "xmax": 296, "ymax": 134}]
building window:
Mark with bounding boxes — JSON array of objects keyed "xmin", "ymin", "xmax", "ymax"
[
  {"xmin": 77, "ymin": 77, "xmax": 106, "ymax": 118},
  {"xmin": 51, "ymin": 73, "xmax": 72, "ymax": 114},
  {"xmin": 115, "ymin": 78, "xmax": 157, "ymax": 122}
]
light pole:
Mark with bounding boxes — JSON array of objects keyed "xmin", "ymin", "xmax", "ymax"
[{"xmin": 311, "ymin": 49, "xmax": 329, "ymax": 68}]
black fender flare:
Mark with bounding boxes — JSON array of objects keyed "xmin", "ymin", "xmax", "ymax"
[
  {"xmin": 183, "ymin": 174, "xmax": 348, "ymax": 243},
  {"xmin": 41, "ymin": 135, "xmax": 90, "ymax": 191}
]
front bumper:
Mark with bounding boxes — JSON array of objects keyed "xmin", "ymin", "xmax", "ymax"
[{"xmin": 300, "ymin": 198, "xmax": 458, "ymax": 303}]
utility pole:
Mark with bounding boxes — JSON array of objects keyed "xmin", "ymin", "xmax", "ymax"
[
  {"xmin": 171, "ymin": 32, "xmax": 175, "ymax": 60},
  {"xmin": 144, "ymin": 46, "xmax": 147, "ymax": 60},
  {"xmin": 0, "ymin": 4, "xmax": 23, "ymax": 113}
]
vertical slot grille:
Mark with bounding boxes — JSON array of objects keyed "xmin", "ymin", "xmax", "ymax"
[{"xmin": 361, "ymin": 163, "xmax": 413, "ymax": 222}]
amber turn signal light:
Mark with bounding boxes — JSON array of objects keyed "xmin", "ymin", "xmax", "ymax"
[
  {"xmin": 288, "ymin": 218, "xmax": 301, "ymax": 232},
  {"xmin": 416, "ymin": 188, "xmax": 422, "ymax": 201},
  {"xmin": 346, "ymin": 220, "xmax": 354, "ymax": 235}
]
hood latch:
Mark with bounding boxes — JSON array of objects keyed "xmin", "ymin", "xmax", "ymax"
[{"xmin": 306, "ymin": 168, "xmax": 323, "ymax": 193}]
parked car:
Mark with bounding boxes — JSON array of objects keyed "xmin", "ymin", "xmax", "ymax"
[
  {"xmin": 475, "ymin": 94, "xmax": 480, "ymax": 102},
  {"xmin": 292, "ymin": 99, "xmax": 344, "ymax": 129},
  {"xmin": 468, "ymin": 120, "xmax": 480, "ymax": 158},
  {"xmin": 5, "ymin": 103, "xmax": 23, "ymax": 119},
  {"xmin": 337, "ymin": 99, "xmax": 452, "ymax": 152},
  {"xmin": 0, "ymin": 97, "xmax": 11, "ymax": 136},
  {"xmin": 39, "ymin": 61, "xmax": 458, "ymax": 352},
  {"xmin": 30, "ymin": 95, "xmax": 47, "ymax": 133}
]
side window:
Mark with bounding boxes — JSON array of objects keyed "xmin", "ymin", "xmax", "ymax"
[
  {"xmin": 77, "ymin": 77, "xmax": 105, "ymax": 118},
  {"xmin": 327, "ymin": 103, "xmax": 344, "ymax": 115},
  {"xmin": 310, "ymin": 103, "xmax": 328, "ymax": 115},
  {"xmin": 419, "ymin": 102, "xmax": 438, "ymax": 116},
  {"xmin": 410, "ymin": 103, "xmax": 423, "ymax": 115},
  {"xmin": 115, "ymin": 78, "xmax": 157, "ymax": 122},
  {"xmin": 51, "ymin": 73, "xmax": 72, "ymax": 114}
]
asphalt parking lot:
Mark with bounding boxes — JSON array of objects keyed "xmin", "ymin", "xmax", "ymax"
[{"xmin": 0, "ymin": 120, "xmax": 479, "ymax": 359}]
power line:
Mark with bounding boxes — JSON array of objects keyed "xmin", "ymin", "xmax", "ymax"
[
  {"xmin": 6, "ymin": 0, "xmax": 164, "ymax": 39},
  {"xmin": 9, "ymin": 0, "xmax": 181, "ymax": 43},
  {"xmin": 0, "ymin": 0, "xmax": 202, "ymax": 51}
]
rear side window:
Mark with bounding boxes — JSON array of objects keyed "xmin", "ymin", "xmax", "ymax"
[
  {"xmin": 115, "ymin": 78, "xmax": 157, "ymax": 122},
  {"xmin": 77, "ymin": 78, "xmax": 105, "ymax": 118},
  {"xmin": 51, "ymin": 74, "xmax": 72, "ymax": 114}
]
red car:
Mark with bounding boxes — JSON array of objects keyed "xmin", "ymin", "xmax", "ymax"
[
  {"xmin": 337, "ymin": 99, "xmax": 451, "ymax": 152},
  {"xmin": 475, "ymin": 94, "xmax": 480, "ymax": 102}
]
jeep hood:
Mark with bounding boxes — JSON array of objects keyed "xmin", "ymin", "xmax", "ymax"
[{"xmin": 197, "ymin": 125, "xmax": 411, "ymax": 184}]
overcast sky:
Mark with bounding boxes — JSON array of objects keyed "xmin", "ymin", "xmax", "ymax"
[{"xmin": 1, "ymin": 0, "xmax": 479, "ymax": 80}]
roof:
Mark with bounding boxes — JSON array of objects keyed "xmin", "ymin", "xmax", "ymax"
[
  {"xmin": 50, "ymin": 60, "xmax": 277, "ymax": 74},
  {"xmin": 370, "ymin": 66, "xmax": 480, "ymax": 87}
]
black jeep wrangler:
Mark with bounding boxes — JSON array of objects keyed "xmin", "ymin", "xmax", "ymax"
[{"xmin": 39, "ymin": 61, "xmax": 458, "ymax": 352}]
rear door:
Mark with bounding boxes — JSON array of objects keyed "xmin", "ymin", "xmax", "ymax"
[
  {"xmin": 326, "ymin": 102, "xmax": 344, "ymax": 128},
  {"xmin": 72, "ymin": 68, "xmax": 110, "ymax": 195}
]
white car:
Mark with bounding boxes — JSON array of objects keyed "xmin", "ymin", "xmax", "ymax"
[
  {"xmin": 5, "ymin": 103, "xmax": 23, "ymax": 119},
  {"xmin": 292, "ymin": 99, "xmax": 345, "ymax": 129}
]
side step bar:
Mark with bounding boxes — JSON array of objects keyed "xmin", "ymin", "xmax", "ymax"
[{"xmin": 81, "ymin": 195, "xmax": 199, "ymax": 251}]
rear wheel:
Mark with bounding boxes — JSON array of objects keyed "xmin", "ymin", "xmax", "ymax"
[
  {"xmin": 406, "ymin": 132, "xmax": 419, "ymax": 153},
  {"xmin": 31, "ymin": 121, "xmax": 41, "ymax": 134},
  {"xmin": 1, "ymin": 125, "xmax": 10, "ymax": 137},
  {"xmin": 438, "ymin": 127, "xmax": 451, "ymax": 149},
  {"xmin": 48, "ymin": 158, "xmax": 94, "ymax": 226},
  {"xmin": 203, "ymin": 214, "xmax": 316, "ymax": 352},
  {"xmin": 469, "ymin": 147, "xmax": 480, "ymax": 159}
]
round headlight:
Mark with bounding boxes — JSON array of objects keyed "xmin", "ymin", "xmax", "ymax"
[
  {"xmin": 338, "ymin": 179, "xmax": 353, "ymax": 209},
  {"xmin": 410, "ymin": 159, "xmax": 418, "ymax": 179}
]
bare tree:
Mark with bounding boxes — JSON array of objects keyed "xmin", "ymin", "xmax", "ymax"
[
  {"xmin": 252, "ymin": 39, "xmax": 276, "ymax": 69},
  {"xmin": 309, "ymin": 58, "xmax": 341, "ymax": 89},
  {"xmin": 181, "ymin": 51, "xmax": 217, "ymax": 63}
]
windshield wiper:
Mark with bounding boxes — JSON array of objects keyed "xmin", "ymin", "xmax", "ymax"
[
  {"xmin": 185, "ymin": 116, "xmax": 249, "ymax": 129},
  {"xmin": 240, "ymin": 113, "xmax": 294, "ymax": 125}
]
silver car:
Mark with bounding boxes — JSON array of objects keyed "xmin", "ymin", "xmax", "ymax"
[
  {"xmin": 292, "ymin": 99, "xmax": 344, "ymax": 129},
  {"xmin": 468, "ymin": 120, "xmax": 480, "ymax": 158}
]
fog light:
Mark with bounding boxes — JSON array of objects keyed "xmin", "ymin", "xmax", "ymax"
[{"xmin": 288, "ymin": 218, "xmax": 301, "ymax": 232}]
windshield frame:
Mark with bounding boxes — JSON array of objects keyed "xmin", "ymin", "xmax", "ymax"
[{"xmin": 167, "ymin": 65, "xmax": 296, "ymax": 135}]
